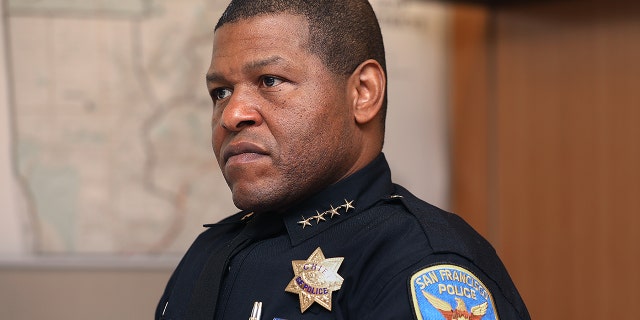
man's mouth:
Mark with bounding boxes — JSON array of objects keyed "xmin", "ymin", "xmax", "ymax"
[{"xmin": 223, "ymin": 142, "xmax": 269, "ymax": 165}]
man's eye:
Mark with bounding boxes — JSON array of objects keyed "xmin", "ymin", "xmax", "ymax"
[
  {"xmin": 212, "ymin": 88, "xmax": 232, "ymax": 101},
  {"xmin": 261, "ymin": 76, "xmax": 283, "ymax": 87}
]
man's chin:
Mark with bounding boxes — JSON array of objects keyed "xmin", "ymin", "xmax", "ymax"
[
  {"xmin": 230, "ymin": 186, "xmax": 273, "ymax": 213},
  {"xmin": 230, "ymin": 184, "xmax": 295, "ymax": 214}
]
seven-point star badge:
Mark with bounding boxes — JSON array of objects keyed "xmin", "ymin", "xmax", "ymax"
[{"xmin": 285, "ymin": 247, "xmax": 344, "ymax": 313}]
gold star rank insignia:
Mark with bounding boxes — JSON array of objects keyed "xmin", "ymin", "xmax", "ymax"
[{"xmin": 285, "ymin": 247, "xmax": 344, "ymax": 313}]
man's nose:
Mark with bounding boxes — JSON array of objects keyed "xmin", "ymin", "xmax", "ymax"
[{"xmin": 220, "ymin": 91, "xmax": 263, "ymax": 131}]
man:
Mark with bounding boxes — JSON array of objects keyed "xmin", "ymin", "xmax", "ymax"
[{"xmin": 157, "ymin": 0, "xmax": 530, "ymax": 319}]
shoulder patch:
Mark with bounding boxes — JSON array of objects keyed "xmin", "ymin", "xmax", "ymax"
[{"xmin": 410, "ymin": 264, "xmax": 499, "ymax": 320}]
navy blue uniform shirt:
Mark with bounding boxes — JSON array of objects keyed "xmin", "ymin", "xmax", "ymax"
[{"xmin": 156, "ymin": 154, "xmax": 530, "ymax": 319}]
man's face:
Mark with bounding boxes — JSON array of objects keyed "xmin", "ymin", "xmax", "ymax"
[{"xmin": 207, "ymin": 13, "xmax": 362, "ymax": 212}]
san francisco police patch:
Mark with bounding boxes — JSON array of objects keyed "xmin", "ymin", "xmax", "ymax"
[{"xmin": 410, "ymin": 264, "xmax": 499, "ymax": 320}]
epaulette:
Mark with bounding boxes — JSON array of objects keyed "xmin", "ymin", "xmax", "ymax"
[{"xmin": 392, "ymin": 184, "xmax": 525, "ymax": 315}]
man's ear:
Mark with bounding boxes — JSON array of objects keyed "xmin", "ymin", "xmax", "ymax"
[{"xmin": 348, "ymin": 59, "xmax": 386, "ymax": 125}]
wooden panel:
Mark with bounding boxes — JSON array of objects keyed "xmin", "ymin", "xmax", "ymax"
[
  {"xmin": 449, "ymin": 5, "xmax": 492, "ymax": 237},
  {"xmin": 451, "ymin": 1, "xmax": 640, "ymax": 318},
  {"xmin": 495, "ymin": 2, "xmax": 640, "ymax": 319}
]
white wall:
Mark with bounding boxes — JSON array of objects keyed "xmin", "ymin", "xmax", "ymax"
[
  {"xmin": 0, "ymin": 268, "xmax": 171, "ymax": 320},
  {"xmin": 0, "ymin": 0, "xmax": 26, "ymax": 255}
]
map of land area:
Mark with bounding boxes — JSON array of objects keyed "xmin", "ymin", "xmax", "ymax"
[{"xmin": 7, "ymin": 0, "xmax": 236, "ymax": 254}]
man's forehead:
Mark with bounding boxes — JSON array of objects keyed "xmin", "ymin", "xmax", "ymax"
[
  {"xmin": 210, "ymin": 13, "xmax": 315, "ymax": 68},
  {"xmin": 213, "ymin": 13, "xmax": 310, "ymax": 50}
]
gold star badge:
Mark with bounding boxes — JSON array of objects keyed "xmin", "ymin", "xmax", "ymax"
[{"xmin": 285, "ymin": 247, "xmax": 344, "ymax": 313}]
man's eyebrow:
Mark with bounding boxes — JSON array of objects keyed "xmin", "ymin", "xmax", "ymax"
[
  {"xmin": 243, "ymin": 55, "xmax": 285, "ymax": 73},
  {"xmin": 206, "ymin": 56, "xmax": 287, "ymax": 84},
  {"xmin": 205, "ymin": 73, "xmax": 224, "ymax": 84}
]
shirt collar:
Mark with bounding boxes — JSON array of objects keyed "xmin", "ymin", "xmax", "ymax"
[
  {"xmin": 282, "ymin": 153, "xmax": 394, "ymax": 246},
  {"xmin": 204, "ymin": 153, "xmax": 395, "ymax": 244}
]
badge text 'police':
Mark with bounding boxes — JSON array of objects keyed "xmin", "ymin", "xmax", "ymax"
[{"xmin": 414, "ymin": 268, "xmax": 490, "ymax": 300}]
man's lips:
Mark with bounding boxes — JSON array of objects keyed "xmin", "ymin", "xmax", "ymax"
[{"xmin": 222, "ymin": 142, "xmax": 269, "ymax": 165}]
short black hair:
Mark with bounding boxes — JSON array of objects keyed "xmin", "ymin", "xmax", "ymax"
[{"xmin": 215, "ymin": 0, "xmax": 388, "ymax": 125}]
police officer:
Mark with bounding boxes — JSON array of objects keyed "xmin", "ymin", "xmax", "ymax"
[{"xmin": 156, "ymin": 1, "xmax": 530, "ymax": 319}]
